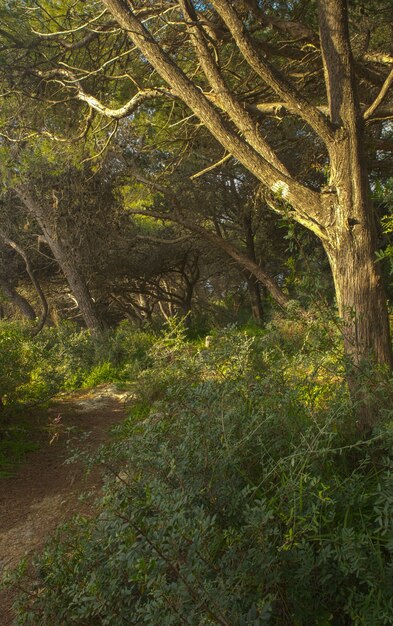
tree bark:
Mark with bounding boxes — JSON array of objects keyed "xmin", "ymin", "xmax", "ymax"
[
  {"xmin": 14, "ymin": 186, "xmax": 106, "ymax": 333},
  {"xmin": 324, "ymin": 233, "xmax": 392, "ymax": 369},
  {"xmin": 0, "ymin": 232, "xmax": 48, "ymax": 335},
  {"xmin": 0, "ymin": 276, "xmax": 37, "ymax": 321},
  {"xmin": 317, "ymin": 0, "xmax": 393, "ymax": 376},
  {"xmin": 49, "ymin": 237, "xmax": 106, "ymax": 333},
  {"xmin": 243, "ymin": 212, "xmax": 264, "ymax": 323}
]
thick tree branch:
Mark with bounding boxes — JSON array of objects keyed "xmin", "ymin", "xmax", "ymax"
[
  {"xmin": 318, "ymin": 0, "xmax": 360, "ymax": 127},
  {"xmin": 101, "ymin": 0, "xmax": 326, "ymax": 236},
  {"xmin": 179, "ymin": 0, "xmax": 290, "ymax": 175},
  {"xmin": 209, "ymin": 0, "xmax": 335, "ymax": 145},
  {"xmin": 240, "ymin": 0, "xmax": 318, "ymax": 43}
]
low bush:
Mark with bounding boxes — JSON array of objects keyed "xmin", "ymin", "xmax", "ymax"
[{"xmin": 7, "ymin": 320, "xmax": 393, "ymax": 625}]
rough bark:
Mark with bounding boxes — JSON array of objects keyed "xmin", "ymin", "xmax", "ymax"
[
  {"xmin": 324, "ymin": 234, "xmax": 392, "ymax": 368},
  {"xmin": 48, "ymin": 237, "xmax": 106, "ymax": 333},
  {"xmin": 318, "ymin": 0, "xmax": 392, "ymax": 370}
]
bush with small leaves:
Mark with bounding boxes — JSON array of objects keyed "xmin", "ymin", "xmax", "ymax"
[{"xmin": 6, "ymin": 322, "xmax": 393, "ymax": 625}]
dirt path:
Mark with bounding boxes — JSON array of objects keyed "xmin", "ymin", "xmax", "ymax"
[{"xmin": 0, "ymin": 384, "xmax": 130, "ymax": 626}]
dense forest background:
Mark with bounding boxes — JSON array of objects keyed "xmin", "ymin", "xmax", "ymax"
[{"xmin": 1, "ymin": 0, "xmax": 393, "ymax": 624}]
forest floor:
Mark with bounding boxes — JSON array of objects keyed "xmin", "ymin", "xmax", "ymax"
[{"xmin": 0, "ymin": 384, "xmax": 130, "ymax": 626}]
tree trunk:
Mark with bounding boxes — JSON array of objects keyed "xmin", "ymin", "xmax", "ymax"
[
  {"xmin": 323, "ymin": 133, "xmax": 393, "ymax": 428},
  {"xmin": 324, "ymin": 234, "xmax": 392, "ymax": 369},
  {"xmin": 323, "ymin": 191, "xmax": 392, "ymax": 430},
  {"xmin": 243, "ymin": 212, "xmax": 264, "ymax": 323},
  {"xmin": 0, "ymin": 277, "xmax": 37, "ymax": 320},
  {"xmin": 49, "ymin": 237, "xmax": 105, "ymax": 333},
  {"xmin": 245, "ymin": 274, "xmax": 264, "ymax": 324},
  {"xmin": 14, "ymin": 186, "xmax": 105, "ymax": 333},
  {"xmin": 317, "ymin": 0, "xmax": 393, "ymax": 411},
  {"xmin": 0, "ymin": 232, "xmax": 48, "ymax": 335}
]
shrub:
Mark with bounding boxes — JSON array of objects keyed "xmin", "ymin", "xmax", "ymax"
[
  {"xmin": 0, "ymin": 322, "xmax": 32, "ymax": 407},
  {"xmin": 7, "ymin": 323, "xmax": 393, "ymax": 625},
  {"xmin": 0, "ymin": 319, "xmax": 155, "ymax": 474},
  {"xmin": 0, "ymin": 320, "xmax": 155, "ymax": 411}
]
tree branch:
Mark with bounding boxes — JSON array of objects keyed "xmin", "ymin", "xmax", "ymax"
[
  {"xmin": 209, "ymin": 0, "xmax": 335, "ymax": 144},
  {"xmin": 101, "ymin": 0, "xmax": 326, "ymax": 236},
  {"xmin": 364, "ymin": 68, "xmax": 393, "ymax": 120},
  {"xmin": 33, "ymin": 68, "xmax": 165, "ymax": 119},
  {"xmin": 128, "ymin": 207, "xmax": 290, "ymax": 309},
  {"xmin": 179, "ymin": 0, "xmax": 290, "ymax": 175},
  {"xmin": 0, "ymin": 231, "xmax": 48, "ymax": 335},
  {"xmin": 190, "ymin": 153, "xmax": 232, "ymax": 180},
  {"xmin": 363, "ymin": 52, "xmax": 393, "ymax": 65},
  {"xmin": 31, "ymin": 10, "xmax": 108, "ymax": 39}
]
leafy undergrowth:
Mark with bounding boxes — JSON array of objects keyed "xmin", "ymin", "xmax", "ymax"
[
  {"xmin": 0, "ymin": 320, "xmax": 154, "ymax": 474},
  {"xmin": 3, "ymin": 314, "xmax": 393, "ymax": 625}
]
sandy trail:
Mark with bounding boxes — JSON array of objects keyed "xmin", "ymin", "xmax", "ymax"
[{"xmin": 0, "ymin": 385, "xmax": 129, "ymax": 625}]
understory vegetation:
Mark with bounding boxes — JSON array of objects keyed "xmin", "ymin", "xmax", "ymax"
[
  {"xmin": 3, "ymin": 314, "xmax": 393, "ymax": 625},
  {"xmin": 0, "ymin": 320, "xmax": 154, "ymax": 474}
]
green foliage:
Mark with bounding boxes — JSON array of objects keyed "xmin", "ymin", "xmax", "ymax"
[
  {"xmin": 0, "ymin": 320, "xmax": 155, "ymax": 474},
  {"xmin": 0, "ymin": 322, "xmax": 31, "ymax": 404},
  {"xmin": 0, "ymin": 320, "xmax": 155, "ymax": 412},
  {"xmin": 374, "ymin": 178, "xmax": 393, "ymax": 279},
  {"xmin": 6, "ymin": 319, "xmax": 393, "ymax": 625}
]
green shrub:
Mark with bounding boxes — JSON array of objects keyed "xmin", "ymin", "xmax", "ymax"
[
  {"xmin": 0, "ymin": 322, "xmax": 32, "ymax": 406},
  {"xmin": 0, "ymin": 320, "xmax": 155, "ymax": 410},
  {"xmin": 0, "ymin": 319, "xmax": 155, "ymax": 474},
  {"xmin": 7, "ymin": 323, "xmax": 393, "ymax": 625}
]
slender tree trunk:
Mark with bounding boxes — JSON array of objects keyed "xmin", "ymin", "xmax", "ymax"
[
  {"xmin": 0, "ymin": 232, "xmax": 48, "ymax": 334},
  {"xmin": 244, "ymin": 274, "xmax": 264, "ymax": 324},
  {"xmin": 0, "ymin": 276, "xmax": 37, "ymax": 320},
  {"xmin": 49, "ymin": 237, "xmax": 106, "ymax": 333},
  {"xmin": 14, "ymin": 186, "xmax": 105, "ymax": 333},
  {"xmin": 243, "ymin": 212, "xmax": 264, "ymax": 323}
]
